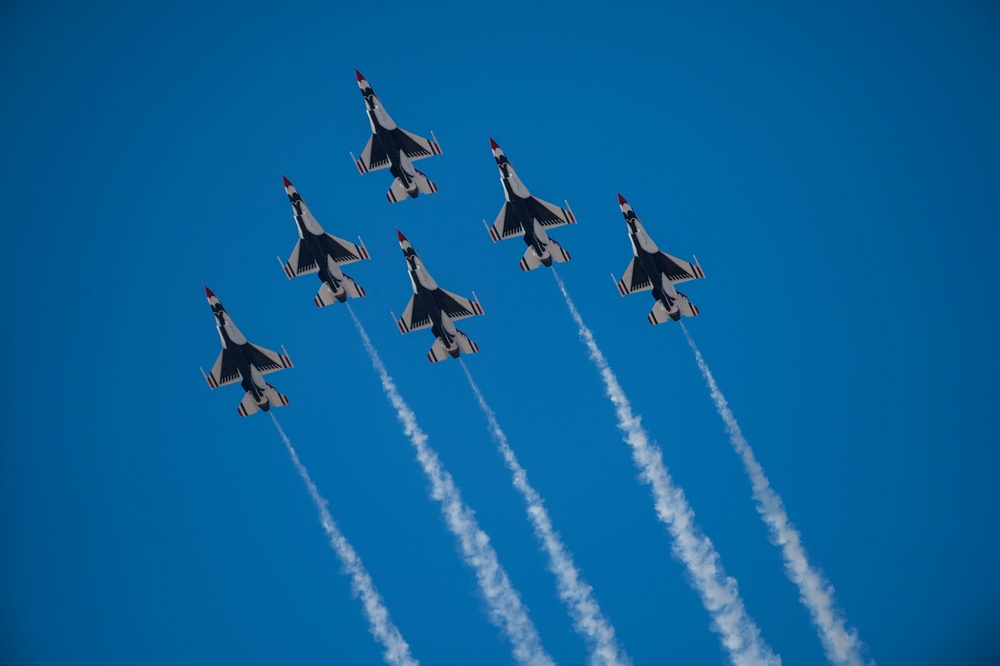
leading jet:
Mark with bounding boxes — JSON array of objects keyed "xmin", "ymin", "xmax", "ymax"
[
  {"xmin": 351, "ymin": 70, "xmax": 442, "ymax": 203},
  {"xmin": 612, "ymin": 194, "xmax": 705, "ymax": 324},
  {"xmin": 200, "ymin": 287, "xmax": 294, "ymax": 417},
  {"xmin": 393, "ymin": 231, "xmax": 484, "ymax": 363},
  {"xmin": 279, "ymin": 175, "xmax": 371, "ymax": 307},
  {"xmin": 484, "ymin": 137, "xmax": 577, "ymax": 271}
]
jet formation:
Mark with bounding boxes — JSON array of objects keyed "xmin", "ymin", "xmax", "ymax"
[{"xmin": 202, "ymin": 71, "xmax": 705, "ymax": 414}]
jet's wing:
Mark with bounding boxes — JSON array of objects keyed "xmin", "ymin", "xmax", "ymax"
[
  {"xmin": 615, "ymin": 257, "xmax": 654, "ymax": 295},
  {"xmin": 243, "ymin": 344, "xmax": 294, "ymax": 375},
  {"xmin": 393, "ymin": 129, "xmax": 442, "ymax": 162},
  {"xmin": 204, "ymin": 351, "xmax": 242, "ymax": 389},
  {"xmin": 396, "ymin": 295, "xmax": 432, "ymax": 333},
  {"xmin": 320, "ymin": 233, "xmax": 370, "ymax": 266},
  {"xmin": 282, "ymin": 240, "xmax": 320, "ymax": 279},
  {"xmin": 657, "ymin": 252, "xmax": 705, "ymax": 285},
  {"xmin": 524, "ymin": 196, "xmax": 577, "ymax": 230},
  {"xmin": 436, "ymin": 289, "xmax": 484, "ymax": 322},
  {"xmin": 487, "ymin": 202, "xmax": 524, "ymax": 241},
  {"xmin": 355, "ymin": 134, "xmax": 390, "ymax": 173}
]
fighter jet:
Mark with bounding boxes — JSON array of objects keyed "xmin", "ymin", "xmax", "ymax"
[
  {"xmin": 483, "ymin": 137, "xmax": 577, "ymax": 271},
  {"xmin": 279, "ymin": 176, "xmax": 371, "ymax": 307},
  {"xmin": 351, "ymin": 70, "xmax": 442, "ymax": 203},
  {"xmin": 612, "ymin": 194, "xmax": 705, "ymax": 324},
  {"xmin": 200, "ymin": 287, "xmax": 293, "ymax": 416},
  {"xmin": 392, "ymin": 231, "xmax": 484, "ymax": 362}
]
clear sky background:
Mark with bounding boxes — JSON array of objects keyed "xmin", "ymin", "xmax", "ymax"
[{"xmin": 3, "ymin": 2, "xmax": 999, "ymax": 664}]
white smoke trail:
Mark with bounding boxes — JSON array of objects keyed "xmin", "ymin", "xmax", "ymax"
[
  {"xmin": 680, "ymin": 325, "xmax": 870, "ymax": 666},
  {"xmin": 460, "ymin": 360, "xmax": 632, "ymax": 666},
  {"xmin": 269, "ymin": 414, "xmax": 418, "ymax": 666},
  {"xmin": 346, "ymin": 306, "xmax": 554, "ymax": 666},
  {"xmin": 552, "ymin": 271, "xmax": 779, "ymax": 666}
]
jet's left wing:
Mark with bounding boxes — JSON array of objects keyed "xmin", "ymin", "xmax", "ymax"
[
  {"xmin": 393, "ymin": 129, "xmax": 442, "ymax": 162},
  {"xmin": 282, "ymin": 240, "xmax": 320, "ymax": 279},
  {"xmin": 486, "ymin": 202, "xmax": 524, "ymax": 241},
  {"xmin": 243, "ymin": 344, "xmax": 294, "ymax": 375},
  {"xmin": 615, "ymin": 257, "xmax": 653, "ymax": 295},
  {"xmin": 320, "ymin": 233, "xmax": 370, "ymax": 266},
  {"xmin": 657, "ymin": 252, "xmax": 705, "ymax": 285},
  {"xmin": 436, "ymin": 289, "xmax": 484, "ymax": 322},
  {"xmin": 396, "ymin": 295, "xmax": 432, "ymax": 333},
  {"xmin": 204, "ymin": 351, "xmax": 242, "ymax": 389},
  {"xmin": 524, "ymin": 196, "xmax": 577, "ymax": 229},
  {"xmin": 354, "ymin": 135, "xmax": 390, "ymax": 174}
]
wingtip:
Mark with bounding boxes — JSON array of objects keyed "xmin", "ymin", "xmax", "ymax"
[
  {"xmin": 397, "ymin": 229, "xmax": 407, "ymax": 243},
  {"xmin": 204, "ymin": 285, "xmax": 216, "ymax": 298},
  {"xmin": 282, "ymin": 174, "xmax": 292, "ymax": 188},
  {"xmin": 617, "ymin": 192, "xmax": 628, "ymax": 205},
  {"xmin": 489, "ymin": 136, "xmax": 499, "ymax": 150},
  {"xmin": 355, "ymin": 68, "xmax": 365, "ymax": 82}
]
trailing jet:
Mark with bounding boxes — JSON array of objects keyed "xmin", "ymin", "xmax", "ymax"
[
  {"xmin": 200, "ymin": 287, "xmax": 293, "ymax": 417},
  {"xmin": 483, "ymin": 137, "xmax": 577, "ymax": 271},
  {"xmin": 612, "ymin": 194, "xmax": 705, "ymax": 324},
  {"xmin": 351, "ymin": 70, "xmax": 442, "ymax": 203},
  {"xmin": 279, "ymin": 176, "xmax": 371, "ymax": 307},
  {"xmin": 392, "ymin": 231, "xmax": 484, "ymax": 363}
]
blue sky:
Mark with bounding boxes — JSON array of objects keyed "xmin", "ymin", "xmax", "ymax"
[{"xmin": 3, "ymin": 2, "xmax": 1000, "ymax": 664}]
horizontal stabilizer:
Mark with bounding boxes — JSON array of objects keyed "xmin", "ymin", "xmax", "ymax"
[
  {"xmin": 314, "ymin": 275, "xmax": 365, "ymax": 307},
  {"xmin": 549, "ymin": 238, "xmax": 571, "ymax": 263},
  {"xmin": 265, "ymin": 384, "xmax": 290, "ymax": 408},
  {"xmin": 648, "ymin": 301, "xmax": 672, "ymax": 326},
  {"xmin": 519, "ymin": 247, "xmax": 543, "ymax": 271},
  {"xmin": 427, "ymin": 337, "xmax": 449, "ymax": 363},
  {"xmin": 676, "ymin": 290, "xmax": 700, "ymax": 318},
  {"xmin": 237, "ymin": 392, "xmax": 260, "ymax": 417}
]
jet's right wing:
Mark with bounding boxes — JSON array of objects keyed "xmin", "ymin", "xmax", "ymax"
[
  {"xmin": 320, "ymin": 233, "xmax": 370, "ymax": 266},
  {"xmin": 486, "ymin": 202, "xmax": 524, "ymax": 241},
  {"xmin": 393, "ymin": 129, "xmax": 442, "ymax": 162},
  {"xmin": 282, "ymin": 240, "xmax": 319, "ymax": 279},
  {"xmin": 243, "ymin": 344, "xmax": 294, "ymax": 375},
  {"xmin": 615, "ymin": 257, "xmax": 653, "ymax": 295},
  {"xmin": 657, "ymin": 252, "xmax": 705, "ymax": 284},
  {"xmin": 436, "ymin": 289, "xmax": 484, "ymax": 322},
  {"xmin": 354, "ymin": 134, "xmax": 390, "ymax": 174},
  {"xmin": 395, "ymin": 295, "xmax": 432, "ymax": 333},
  {"xmin": 524, "ymin": 196, "xmax": 577, "ymax": 229},
  {"xmin": 204, "ymin": 351, "xmax": 242, "ymax": 389}
]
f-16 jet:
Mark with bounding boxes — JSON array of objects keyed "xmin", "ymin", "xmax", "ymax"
[
  {"xmin": 200, "ymin": 287, "xmax": 293, "ymax": 417},
  {"xmin": 279, "ymin": 176, "xmax": 371, "ymax": 307},
  {"xmin": 484, "ymin": 137, "xmax": 577, "ymax": 271},
  {"xmin": 392, "ymin": 231, "xmax": 484, "ymax": 362},
  {"xmin": 351, "ymin": 70, "xmax": 442, "ymax": 203},
  {"xmin": 612, "ymin": 194, "xmax": 705, "ymax": 324}
]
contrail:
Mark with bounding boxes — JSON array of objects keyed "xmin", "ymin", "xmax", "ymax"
[
  {"xmin": 269, "ymin": 414, "xmax": 418, "ymax": 666},
  {"xmin": 552, "ymin": 271, "xmax": 779, "ymax": 666},
  {"xmin": 680, "ymin": 325, "xmax": 870, "ymax": 666},
  {"xmin": 346, "ymin": 305, "xmax": 554, "ymax": 666},
  {"xmin": 460, "ymin": 360, "xmax": 632, "ymax": 666}
]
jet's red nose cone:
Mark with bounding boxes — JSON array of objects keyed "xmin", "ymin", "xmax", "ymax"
[
  {"xmin": 355, "ymin": 69, "xmax": 365, "ymax": 82},
  {"xmin": 489, "ymin": 136, "xmax": 499, "ymax": 150},
  {"xmin": 617, "ymin": 193, "xmax": 628, "ymax": 205},
  {"xmin": 205, "ymin": 285, "xmax": 216, "ymax": 298},
  {"xmin": 397, "ymin": 229, "xmax": 408, "ymax": 243},
  {"xmin": 282, "ymin": 175, "xmax": 292, "ymax": 188}
]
